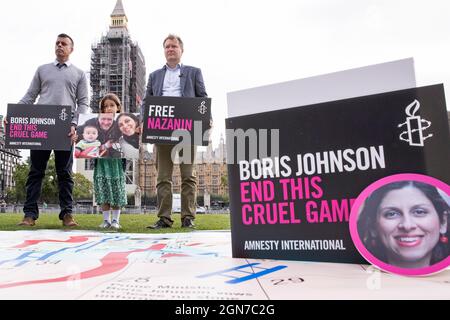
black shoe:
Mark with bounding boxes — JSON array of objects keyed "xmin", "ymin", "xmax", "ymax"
[
  {"xmin": 181, "ymin": 218, "xmax": 196, "ymax": 229},
  {"xmin": 147, "ymin": 219, "xmax": 171, "ymax": 229}
]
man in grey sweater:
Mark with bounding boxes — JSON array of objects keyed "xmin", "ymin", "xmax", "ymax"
[{"xmin": 17, "ymin": 33, "xmax": 88, "ymax": 227}]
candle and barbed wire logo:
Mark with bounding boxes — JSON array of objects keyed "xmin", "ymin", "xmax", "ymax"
[
  {"xmin": 198, "ymin": 101, "xmax": 208, "ymax": 115},
  {"xmin": 59, "ymin": 108, "xmax": 69, "ymax": 121},
  {"xmin": 398, "ymin": 100, "xmax": 433, "ymax": 147}
]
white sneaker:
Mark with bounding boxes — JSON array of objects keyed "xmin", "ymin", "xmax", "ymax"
[
  {"xmin": 99, "ymin": 220, "xmax": 111, "ymax": 229},
  {"xmin": 110, "ymin": 220, "xmax": 121, "ymax": 230}
]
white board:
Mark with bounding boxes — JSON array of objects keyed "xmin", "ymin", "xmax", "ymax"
[{"xmin": 227, "ymin": 58, "xmax": 416, "ymax": 117}]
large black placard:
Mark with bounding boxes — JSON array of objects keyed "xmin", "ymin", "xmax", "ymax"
[
  {"xmin": 5, "ymin": 104, "xmax": 72, "ymax": 150},
  {"xmin": 142, "ymin": 96, "xmax": 211, "ymax": 146},
  {"xmin": 226, "ymin": 84, "xmax": 450, "ymax": 264}
]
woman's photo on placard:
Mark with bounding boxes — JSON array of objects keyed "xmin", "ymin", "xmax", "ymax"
[{"xmin": 351, "ymin": 175, "xmax": 450, "ymax": 276}]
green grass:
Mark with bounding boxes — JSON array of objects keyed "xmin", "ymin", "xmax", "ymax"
[{"xmin": 0, "ymin": 213, "xmax": 230, "ymax": 234}]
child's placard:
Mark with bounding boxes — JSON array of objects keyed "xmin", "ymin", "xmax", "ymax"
[{"xmin": 75, "ymin": 113, "xmax": 141, "ymax": 159}]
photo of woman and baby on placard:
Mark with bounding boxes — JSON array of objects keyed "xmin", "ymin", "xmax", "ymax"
[{"xmin": 75, "ymin": 112, "xmax": 141, "ymax": 159}]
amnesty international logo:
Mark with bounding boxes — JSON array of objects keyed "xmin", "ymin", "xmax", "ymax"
[
  {"xmin": 59, "ymin": 108, "xmax": 69, "ymax": 121},
  {"xmin": 197, "ymin": 101, "xmax": 208, "ymax": 115},
  {"xmin": 398, "ymin": 100, "xmax": 433, "ymax": 147}
]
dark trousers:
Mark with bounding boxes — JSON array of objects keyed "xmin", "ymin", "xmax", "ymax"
[{"xmin": 23, "ymin": 149, "xmax": 74, "ymax": 220}]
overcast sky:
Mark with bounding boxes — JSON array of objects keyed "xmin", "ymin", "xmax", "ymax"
[{"xmin": 1, "ymin": 0, "xmax": 450, "ymax": 149}]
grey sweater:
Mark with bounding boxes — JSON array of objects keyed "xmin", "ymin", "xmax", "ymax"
[{"xmin": 19, "ymin": 62, "xmax": 89, "ymax": 125}]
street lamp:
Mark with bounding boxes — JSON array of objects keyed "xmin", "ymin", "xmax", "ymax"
[
  {"xmin": 143, "ymin": 157, "xmax": 147, "ymax": 214},
  {"xmin": 0, "ymin": 148, "xmax": 5, "ymax": 201},
  {"xmin": 0, "ymin": 167, "xmax": 4, "ymax": 200},
  {"xmin": 142, "ymin": 150, "xmax": 153, "ymax": 214}
]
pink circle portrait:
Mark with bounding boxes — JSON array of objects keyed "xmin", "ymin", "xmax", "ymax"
[{"xmin": 349, "ymin": 173, "xmax": 450, "ymax": 276}]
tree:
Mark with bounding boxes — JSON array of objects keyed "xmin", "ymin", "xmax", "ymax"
[
  {"xmin": 41, "ymin": 155, "xmax": 58, "ymax": 203},
  {"xmin": 8, "ymin": 154, "xmax": 93, "ymax": 203},
  {"xmin": 220, "ymin": 174, "xmax": 228, "ymax": 189},
  {"xmin": 73, "ymin": 173, "xmax": 93, "ymax": 201},
  {"xmin": 7, "ymin": 162, "xmax": 29, "ymax": 203},
  {"xmin": 9, "ymin": 154, "xmax": 59, "ymax": 203}
]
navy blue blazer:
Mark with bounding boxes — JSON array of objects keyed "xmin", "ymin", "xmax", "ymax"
[
  {"xmin": 141, "ymin": 64, "xmax": 209, "ymax": 121},
  {"xmin": 142, "ymin": 64, "xmax": 207, "ymax": 100}
]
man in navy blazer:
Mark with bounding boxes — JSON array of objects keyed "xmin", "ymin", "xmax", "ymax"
[{"xmin": 143, "ymin": 34, "xmax": 207, "ymax": 229}]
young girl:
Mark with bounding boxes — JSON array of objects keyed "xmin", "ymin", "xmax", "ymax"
[{"xmin": 94, "ymin": 93, "xmax": 127, "ymax": 229}]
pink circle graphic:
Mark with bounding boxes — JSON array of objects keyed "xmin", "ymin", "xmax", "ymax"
[{"xmin": 349, "ymin": 173, "xmax": 450, "ymax": 276}]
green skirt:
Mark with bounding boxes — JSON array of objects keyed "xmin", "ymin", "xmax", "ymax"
[{"xmin": 93, "ymin": 159, "xmax": 127, "ymax": 207}]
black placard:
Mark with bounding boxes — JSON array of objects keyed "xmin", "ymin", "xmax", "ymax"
[
  {"xmin": 5, "ymin": 104, "xmax": 71, "ymax": 150},
  {"xmin": 225, "ymin": 84, "xmax": 450, "ymax": 264},
  {"xmin": 142, "ymin": 96, "xmax": 211, "ymax": 146}
]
